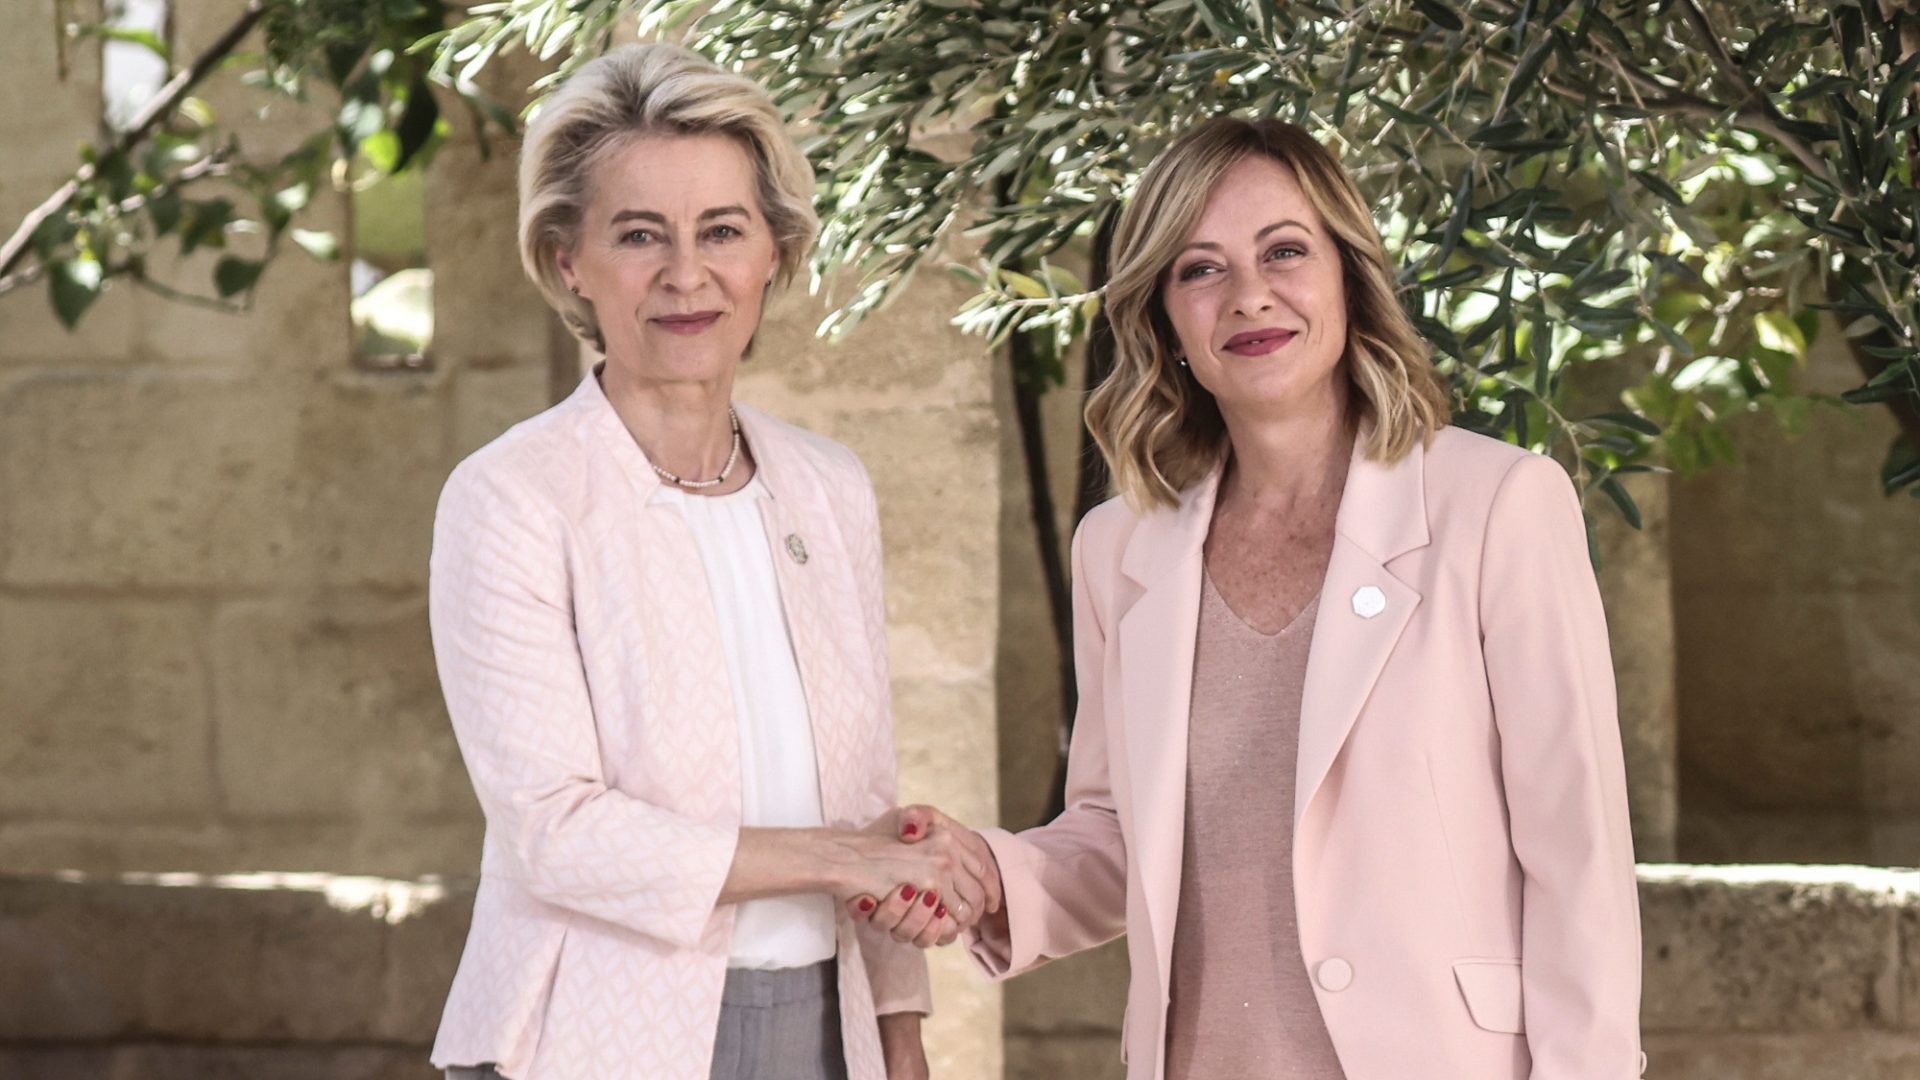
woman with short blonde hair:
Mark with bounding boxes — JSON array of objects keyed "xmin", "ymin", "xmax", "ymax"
[
  {"xmin": 429, "ymin": 43, "xmax": 999, "ymax": 1080},
  {"xmin": 516, "ymin": 43, "xmax": 821, "ymax": 353},
  {"xmin": 872, "ymin": 116, "xmax": 1644, "ymax": 1080}
]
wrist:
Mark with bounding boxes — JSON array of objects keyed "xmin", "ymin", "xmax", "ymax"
[
  {"xmin": 808, "ymin": 827, "xmax": 869, "ymax": 894},
  {"xmin": 877, "ymin": 1010, "xmax": 924, "ymax": 1048}
]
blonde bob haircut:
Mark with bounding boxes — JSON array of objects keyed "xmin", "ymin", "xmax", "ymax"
[
  {"xmin": 517, "ymin": 43, "xmax": 819, "ymax": 352},
  {"xmin": 1088, "ymin": 117, "xmax": 1451, "ymax": 512}
]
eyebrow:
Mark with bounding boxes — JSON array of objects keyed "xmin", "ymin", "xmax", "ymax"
[
  {"xmin": 608, "ymin": 205, "xmax": 752, "ymax": 227},
  {"xmin": 1178, "ymin": 218, "xmax": 1314, "ymax": 255}
]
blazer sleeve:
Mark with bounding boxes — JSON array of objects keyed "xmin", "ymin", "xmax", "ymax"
[
  {"xmin": 1478, "ymin": 454, "xmax": 1644, "ymax": 1078},
  {"xmin": 429, "ymin": 460, "xmax": 738, "ymax": 950},
  {"xmin": 832, "ymin": 455, "xmax": 933, "ymax": 1016},
  {"xmin": 968, "ymin": 518, "xmax": 1129, "ymax": 979}
]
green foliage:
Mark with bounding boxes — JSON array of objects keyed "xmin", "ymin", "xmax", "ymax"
[
  {"xmin": 7, "ymin": 0, "xmax": 458, "ymax": 318},
  {"xmin": 13, "ymin": 0, "xmax": 1920, "ymax": 509},
  {"xmin": 437, "ymin": 0, "xmax": 1920, "ymax": 507}
]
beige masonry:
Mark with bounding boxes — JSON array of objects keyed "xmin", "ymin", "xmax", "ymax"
[{"xmin": 7, "ymin": 0, "xmax": 1920, "ymax": 1077}]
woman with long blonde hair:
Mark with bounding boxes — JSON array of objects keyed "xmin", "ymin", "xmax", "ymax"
[{"xmin": 859, "ymin": 116, "xmax": 1644, "ymax": 1080}]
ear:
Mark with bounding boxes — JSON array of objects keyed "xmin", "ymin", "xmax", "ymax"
[{"xmin": 554, "ymin": 248, "xmax": 581, "ymax": 296}]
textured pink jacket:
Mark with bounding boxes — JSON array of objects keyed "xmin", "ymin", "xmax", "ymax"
[
  {"xmin": 428, "ymin": 372, "xmax": 929, "ymax": 1080},
  {"xmin": 971, "ymin": 426, "xmax": 1645, "ymax": 1080}
]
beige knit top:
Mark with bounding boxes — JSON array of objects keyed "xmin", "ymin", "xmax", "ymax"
[{"xmin": 1164, "ymin": 571, "xmax": 1346, "ymax": 1080}]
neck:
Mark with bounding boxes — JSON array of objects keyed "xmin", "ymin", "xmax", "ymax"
[
  {"xmin": 597, "ymin": 357, "xmax": 739, "ymax": 482},
  {"xmin": 1216, "ymin": 377, "xmax": 1355, "ymax": 510}
]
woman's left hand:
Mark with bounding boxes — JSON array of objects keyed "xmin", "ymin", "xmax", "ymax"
[{"xmin": 877, "ymin": 1012, "xmax": 930, "ymax": 1080}]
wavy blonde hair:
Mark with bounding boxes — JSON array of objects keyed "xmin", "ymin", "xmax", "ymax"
[
  {"xmin": 517, "ymin": 43, "xmax": 819, "ymax": 352},
  {"xmin": 1088, "ymin": 117, "xmax": 1450, "ymax": 512}
]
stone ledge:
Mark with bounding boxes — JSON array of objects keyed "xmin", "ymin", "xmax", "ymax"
[
  {"xmin": 1640, "ymin": 863, "xmax": 1920, "ymax": 1034},
  {"xmin": 0, "ymin": 872, "xmax": 471, "ymax": 1044},
  {"xmin": 4, "ymin": 864, "xmax": 1918, "ymax": 1049}
]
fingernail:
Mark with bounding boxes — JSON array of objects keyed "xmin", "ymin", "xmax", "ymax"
[
  {"xmin": 923, "ymin": 890, "xmax": 938, "ymax": 908},
  {"xmin": 935, "ymin": 905, "xmax": 947, "ymax": 919},
  {"xmin": 900, "ymin": 885, "xmax": 916, "ymax": 901},
  {"xmin": 858, "ymin": 897, "xmax": 875, "ymax": 912},
  {"xmin": 902, "ymin": 824, "xmax": 919, "ymax": 838}
]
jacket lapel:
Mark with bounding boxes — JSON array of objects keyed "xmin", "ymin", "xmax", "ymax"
[
  {"xmin": 735, "ymin": 405, "xmax": 867, "ymax": 828},
  {"xmin": 1117, "ymin": 465, "xmax": 1222, "ymax": 989},
  {"xmin": 1293, "ymin": 433, "xmax": 1430, "ymax": 830}
]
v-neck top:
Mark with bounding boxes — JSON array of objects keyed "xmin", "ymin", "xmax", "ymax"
[{"xmin": 1165, "ymin": 570, "xmax": 1345, "ymax": 1079}]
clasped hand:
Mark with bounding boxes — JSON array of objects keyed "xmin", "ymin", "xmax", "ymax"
[{"xmin": 839, "ymin": 805, "xmax": 1001, "ymax": 949}]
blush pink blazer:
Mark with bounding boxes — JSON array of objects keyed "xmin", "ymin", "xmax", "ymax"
[
  {"xmin": 970, "ymin": 426, "xmax": 1645, "ymax": 1080},
  {"xmin": 427, "ymin": 371, "xmax": 929, "ymax": 1080}
]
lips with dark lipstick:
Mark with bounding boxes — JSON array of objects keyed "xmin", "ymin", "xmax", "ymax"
[{"xmin": 1221, "ymin": 327, "xmax": 1299, "ymax": 356}]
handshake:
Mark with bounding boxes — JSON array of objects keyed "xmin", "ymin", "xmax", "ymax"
[{"xmin": 839, "ymin": 804, "xmax": 1004, "ymax": 950}]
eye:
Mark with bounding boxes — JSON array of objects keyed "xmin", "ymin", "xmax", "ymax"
[
  {"xmin": 1176, "ymin": 261, "xmax": 1218, "ymax": 282},
  {"xmin": 620, "ymin": 228, "xmax": 656, "ymax": 245},
  {"xmin": 707, "ymin": 223, "xmax": 743, "ymax": 240},
  {"xmin": 1266, "ymin": 243, "xmax": 1306, "ymax": 262}
]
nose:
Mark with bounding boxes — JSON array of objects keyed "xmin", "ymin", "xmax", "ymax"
[
  {"xmin": 1230, "ymin": 271, "xmax": 1277, "ymax": 318},
  {"xmin": 658, "ymin": 244, "xmax": 710, "ymax": 293}
]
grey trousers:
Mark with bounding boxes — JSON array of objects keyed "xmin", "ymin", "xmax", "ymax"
[{"xmin": 445, "ymin": 960, "xmax": 848, "ymax": 1080}]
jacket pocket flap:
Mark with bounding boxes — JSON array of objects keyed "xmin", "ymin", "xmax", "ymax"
[{"xmin": 1452, "ymin": 959, "xmax": 1526, "ymax": 1034}]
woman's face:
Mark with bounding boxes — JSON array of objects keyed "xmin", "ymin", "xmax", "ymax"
[
  {"xmin": 557, "ymin": 133, "xmax": 781, "ymax": 385},
  {"xmin": 1161, "ymin": 154, "xmax": 1349, "ymax": 423}
]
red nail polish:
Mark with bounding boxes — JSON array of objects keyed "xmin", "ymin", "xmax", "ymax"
[
  {"xmin": 935, "ymin": 905, "xmax": 947, "ymax": 919},
  {"xmin": 902, "ymin": 824, "xmax": 919, "ymax": 838},
  {"xmin": 900, "ymin": 884, "xmax": 916, "ymax": 901},
  {"xmin": 858, "ymin": 897, "xmax": 875, "ymax": 912},
  {"xmin": 923, "ymin": 890, "xmax": 938, "ymax": 908}
]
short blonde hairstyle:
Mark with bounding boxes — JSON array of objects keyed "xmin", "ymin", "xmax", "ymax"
[
  {"xmin": 517, "ymin": 43, "xmax": 819, "ymax": 351},
  {"xmin": 1088, "ymin": 117, "xmax": 1451, "ymax": 512}
]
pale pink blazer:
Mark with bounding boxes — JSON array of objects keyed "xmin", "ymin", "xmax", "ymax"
[
  {"xmin": 971, "ymin": 426, "xmax": 1645, "ymax": 1080},
  {"xmin": 428, "ymin": 371, "xmax": 929, "ymax": 1080}
]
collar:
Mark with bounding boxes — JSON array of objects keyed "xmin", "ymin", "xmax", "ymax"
[
  {"xmin": 572, "ymin": 362, "xmax": 795, "ymax": 503},
  {"xmin": 1119, "ymin": 423, "xmax": 1431, "ymax": 587}
]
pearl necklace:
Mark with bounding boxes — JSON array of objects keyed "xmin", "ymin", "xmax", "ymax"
[{"xmin": 650, "ymin": 407, "xmax": 742, "ymax": 490}]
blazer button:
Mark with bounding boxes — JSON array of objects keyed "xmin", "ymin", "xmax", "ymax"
[{"xmin": 1316, "ymin": 958, "xmax": 1353, "ymax": 992}]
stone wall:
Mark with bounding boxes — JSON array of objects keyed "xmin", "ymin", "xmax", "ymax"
[
  {"xmin": 7, "ymin": 866, "xmax": 1913, "ymax": 1079},
  {"xmin": 1671, "ymin": 322, "xmax": 1920, "ymax": 865},
  {"xmin": 1, "ymin": 1, "xmax": 1002, "ymax": 1072},
  {"xmin": 1, "ymin": 0, "xmax": 527, "ymax": 879}
]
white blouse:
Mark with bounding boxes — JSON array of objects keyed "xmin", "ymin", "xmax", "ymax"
[{"xmin": 649, "ymin": 473, "xmax": 838, "ymax": 970}]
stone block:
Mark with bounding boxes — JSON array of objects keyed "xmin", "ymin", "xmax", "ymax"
[
  {"xmin": 750, "ymin": 265, "xmax": 994, "ymax": 407},
  {"xmin": 1639, "ymin": 865, "xmax": 1911, "ymax": 1033},
  {"xmin": 1904, "ymin": 900, "xmax": 1920, "ymax": 1031},
  {"xmin": 426, "ymin": 136, "xmax": 554, "ymax": 371},
  {"xmin": 282, "ymin": 368, "xmax": 451, "ymax": 589},
  {"xmin": 0, "ymin": 599, "xmax": 214, "ymax": 822},
  {"xmin": 927, "ymin": 943, "xmax": 1003, "ymax": 1080},
  {"xmin": 171, "ymin": 0, "xmax": 333, "ymax": 163},
  {"xmin": 832, "ymin": 404, "xmax": 1001, "ymax": 679},
  {"xmin": 0, "ymin": 1044, "xmax": 440, "ymax": 1080},
  {"xmin": 1676, "ymin": 588, "xmax": 1879, "ymax": 816},
  {"xmin": 210, "ymin": 597, "xmax": 466, "ymax": 823},
  {"xmin": 0, "ymin": 165, "xmax": 142, "ymax": 366},
  {"xmin": 891, "ymin": 677, "xmax": 997, "ymax": 830},
  {"xmin": 1004, "ymin": 938, "xmax": 1129, "ymax": 1037},
  {"xmin": 0, "ymin": 2, "xmax": 104, "ymax": 165},
  {"xmin": 1592, "ymin": 470, "xmax": 1678, "ymax": 861},
  {"xmin": 134, "ymin": 191, "xmax": 354, "ymax": 372},
  {"xmin": 1677, "ymin": 807, "xmax": 1873, "ymax": 866},
  {"xmin": 1640, "ymin": 1031, "xmax": 1920, "ymax": 1080},
  {"xmin": 0, "ymin": 373, "xmax": 299, "ymax": 588},
  {"xmin": 452, "ymin": 362, "xmax": 554, "ymax": 461},
  {"xmin": 0, "ymin": 872, "xmax": 471, "ymax": 1044},
  {"xmin": 1004, "ymin": 1032, "xmax": 1125, "ymax": 1080}
]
